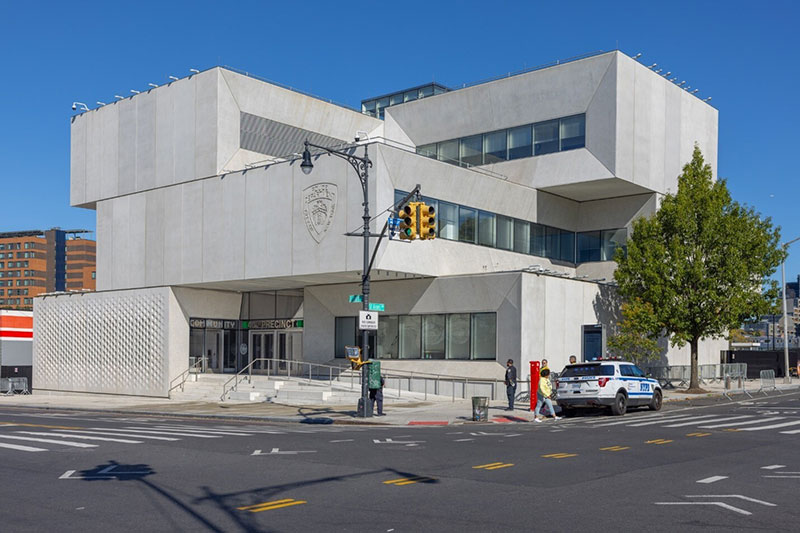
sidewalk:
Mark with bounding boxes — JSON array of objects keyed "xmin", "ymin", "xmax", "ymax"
[{"xmin": 1, "ymin": 380, "xmax": 798, "ymax": 426}]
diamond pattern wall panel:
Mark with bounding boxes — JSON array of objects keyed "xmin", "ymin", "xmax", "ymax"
[{"xmin": 34, "ymin": 288, "xmax": 169, "ymax": 397}]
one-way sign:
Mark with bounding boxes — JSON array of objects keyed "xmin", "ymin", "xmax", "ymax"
[{"xmin": 359, "ymin": 310, "xmax": 379, "ymax": 330}]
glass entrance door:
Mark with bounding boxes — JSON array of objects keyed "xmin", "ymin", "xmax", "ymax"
[
  {"xmin": 223, "ymin": 330, "xmax": 237, "ymax": 372},
  {"xmin": 249, "ymin": 331, "xmax": 275, "ymax": 374},
  {"xmin": 205, "ymin": 329, "xmax": 223, "ymax": 373}
]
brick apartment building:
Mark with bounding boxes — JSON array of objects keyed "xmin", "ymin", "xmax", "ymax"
[{"xmin": 0, "ymin": 229, "xmax": 95, "ymax": 310}]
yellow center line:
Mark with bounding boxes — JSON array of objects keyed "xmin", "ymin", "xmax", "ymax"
[
  {"xmin": 724, "ymin": 428, "xmax": 741, "ymax": 432},
  {"xmin": 384, "ymin": 476, "xmax": 435, "ymax": 485},
  {"xmin": 473, "ymin": 462, "xmax": 504, "ymax": 469},
  {"xmin": 485, "ymin": 463, "xmax": 514, "ymax": 470},
  {"xmin": 239, "ymin": 500, "xmax": 306, "ymax": 513},
  {"xmin": 686, "ymin": 432, "xmax": 711, "ymax": 437},
  {"xmin": 542, "ymin": 453, "xmax": 578, "ymax": 458},
  {"xmin": 645, "ymin": 439, "xmax": 673, "ymax": 444},
  {"xmin": 238, "ymin": 499, "xmax": 294, "ymax": 511},
  {"xmin": 600, "ymin": 446, "xmax": 630, "ymax": 451}
]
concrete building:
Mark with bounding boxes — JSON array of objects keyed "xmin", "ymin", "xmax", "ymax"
[
  {"xmin": 35, "ymin": 51, "xmax": 727, "ymax": 397},
  {"xmin": 0, "ymin": 229, "xmax": 95, "ymax": 310}
]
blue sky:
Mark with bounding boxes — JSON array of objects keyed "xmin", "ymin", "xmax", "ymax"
[{"xmin": 1, "ymin": 0, "xmax": 798, "ymax": 279}]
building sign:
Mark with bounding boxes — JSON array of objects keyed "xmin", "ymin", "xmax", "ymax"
[
  {"xmin": 359, "ymin": 310, "xmax": 378, "ymax": 331},
  {"xmin": 189, "ymin": 318, "xmax": 303, "ymax": 330},
  {"xmin": 248, "ymin": 319, "xmax": 303, "ymax": 330},
  {"xmin": 302, "ymin": 183, "xmax": 338, "ymax": 243}
]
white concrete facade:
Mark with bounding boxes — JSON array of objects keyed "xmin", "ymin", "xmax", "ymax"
[{"xmin": 37, "ymin": 51, "xmax": 724, "ymax": 397}]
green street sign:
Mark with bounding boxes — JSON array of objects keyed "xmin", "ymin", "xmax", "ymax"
[
  {"xmin": 368, "ymin": 303, "xmax": 385, "ymax": 312},
  {"xmin": 348, "ymin": 295, "xmax": 363, "ymax": 303}
]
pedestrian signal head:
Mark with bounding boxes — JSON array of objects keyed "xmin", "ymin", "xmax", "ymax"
[{"xmin": 418, "ymin": 204, "xmax": 436, "ymax": 240}]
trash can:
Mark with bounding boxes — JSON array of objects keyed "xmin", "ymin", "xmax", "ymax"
[{"xmin": 472, "ymin": 396, "xmax": 489, "ymax": 422}]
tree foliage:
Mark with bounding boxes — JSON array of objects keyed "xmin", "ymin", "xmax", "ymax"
[
  {"xmin": 613, "ymin": 146, "xmax": 785, "ymax": 389},
  {"xmin": 608, "ymin": 300, "xmax": 662, "ymax": 365}
]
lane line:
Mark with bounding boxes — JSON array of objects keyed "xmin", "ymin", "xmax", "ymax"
[
  {"xmin": 761, "ymin": 465, "xmax": 786, "ymax": 470},
  {"xmin": 697, "ymin": 476, "xmax": 728, "ymax": 484},
  {"xmin": 700, "ymin": 417, "xmax": 785, "ymax": 428},
  {"xmin": 59, "ymin": 430, "xmax": 179, "ymax": 441},
  {"xmin": 591, "ymin": 414, "xmax": 704, "ymax": 427},
  {"xmin": 0, "ymin": 442, "xmax": 48, "ymax": 452},
  {"xmin": 16, "ymin": 432, "xmax": 143, "ymax": 444},
  {"xmin": 83, "ymin": 428, "xmax": 220, "ymax": 438},
  {"xmin": 739, "ymin": 420, "xmax": 800, "ymax": 431},
  {"xmin": 0, "ymin": 435, "xmax": 97, "ymax": 448},
  {"xmin": 763, "ymin": 475, "xmax": 800, "ymax": 478},
  {"xmin": 145, "ymin": 426, "xmax": 253, "ymax": 436},
  {"xmin": 627, "ymin": 415, "xmax": 720, "ymax": 427},
  {"xmin": 686, "ymin": 494, "xmax": 776, "ymax": 506},
  {"xmin": 654, "ymin": 502, "xmax": 750, "ymax": 515},
  {"xmin": 664, "ymin": 415, "xmax": 753, "ymax": 427}
]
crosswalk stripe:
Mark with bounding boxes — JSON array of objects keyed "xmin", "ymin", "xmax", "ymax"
[
  {"xmin": 146, "ymin": 426, "xmax": 252, "ymax": 436},
  {"xmin": 739, "ymin": 420, "xmax": 800, "ymax": 431},
  {"xmin": 779, "ymin": 429, "xmax": 800, "ymax": 434},
  {"xmin": 17, "ymin": 432, "xmax": 143, "ymax": 444},
  {"xmin": 87, "ymin": 428, "xmax": 220, "ymax": 438},
  {"xmin": 0, "ymin": 435, "xmax": 97, "ymax": 448},
  {"xmin": 0, "ymin": 442, "xmax": 48, "ymax": 452},
  {"xmin": 700, "ymin": 417, "xmax": 785, "ymax": 429},
  {"xmin": 627, "ymin": 415, "xmax": 720, "ymax": 427},
  {"xmin": 664, "ymin": 416, "xmax": 753, "ymax": 427},
  {"xmin": 591, "ymin": 414, "xmax": 700, "ymax": 427},
  {"xmin": 59, "ymin": 430, "xmax": 179, "ymax": 441}
]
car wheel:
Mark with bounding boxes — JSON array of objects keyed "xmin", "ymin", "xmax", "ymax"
[
  {"xmin": 610, "ymin": 392, "xmax": 627, "ymax": 416},
  {"xmin": 648, "ymin": 389, "xmax": 663, "ymax": 411}
]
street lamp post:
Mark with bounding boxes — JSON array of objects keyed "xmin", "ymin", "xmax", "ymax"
[
  {"xmin": 301, "ymin": 140, "xmax": 373, "ymax": 416},
  {"xmin": 781, "ymin": 236, "xmax": 800, "ymax": 384}
]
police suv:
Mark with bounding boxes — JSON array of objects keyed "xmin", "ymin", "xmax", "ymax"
[{"xmin": 555, "ymin": 360, "xmax": 662, "ymax": 416}]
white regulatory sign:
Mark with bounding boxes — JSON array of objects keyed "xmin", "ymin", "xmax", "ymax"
[{"xmin": 359, "ymin": 310, "xmax": 379, "ymax": 330}]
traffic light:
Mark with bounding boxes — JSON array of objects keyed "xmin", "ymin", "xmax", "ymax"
[
  {"xmin": 398, "ymin": 203, "xmax": 418, "ymax": 240},
  {"xmin": 419, "ymin": 203, "xmax": 436, "ymax": 240}
]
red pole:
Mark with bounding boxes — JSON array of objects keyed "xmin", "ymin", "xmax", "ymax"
[{"xmin": 529, "ymin": 361, "xmax": 541, "ymax": 412}]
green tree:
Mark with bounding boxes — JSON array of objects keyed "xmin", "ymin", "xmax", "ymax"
[
  {"xmin": 614, "ymin": 146, "xmax": 784, "ymax": 390},
  {"xmin": 608, "ymin": 300, "xmax": 662, "ymax": 365}
]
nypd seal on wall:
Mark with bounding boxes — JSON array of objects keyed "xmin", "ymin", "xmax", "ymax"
[{"xmin": 302, "ymin": 183, "xmax": 338, "ymax": 243}]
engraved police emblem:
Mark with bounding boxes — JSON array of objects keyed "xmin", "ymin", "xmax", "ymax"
[{"xmin": 302, "ymin": 183, "xmax": 338, "ymax": 243}]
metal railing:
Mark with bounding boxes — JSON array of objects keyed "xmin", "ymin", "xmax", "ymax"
[
  {"xmin": 757, "ymin": 369, "xmax": 778, "ymax": 395},
  {"xmin": 1, "ymin": 377, "xmax": 29, "ymax": 395},
  {"xmin": 221, "ymin": 358, "xmax": 353, "ymax": 401},
  {"xmin": 643, "ymin": 363, "xmax": 748, "ymax": 389},
  {"xmin": 168, "ymin": 358, "xmax": 205, "ymax": 397}
]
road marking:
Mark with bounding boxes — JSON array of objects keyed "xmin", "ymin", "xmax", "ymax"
[
  {"xmin": 700, "ymin": 417, "xmax": 785, "ymax": 429},
  {"xmin": 373, "ymin": 438, "xmax": 425, "ymax": 446},
  {"xmin": 251, "ymin": 448, "xmax": 317, "ymax": 456},
  {"xmin": 383, "ymin": 476, "xmax": 436, "ymax": 486},
  {"xmin": 58, "ymin": 430, "xmax": 179, "ymax": 441},
  {"xmin": 16, "ymin": 432, "xmax": 143, "ymax": 444},
  {"xmin": 330, "ymin": 439, "xmax": 354, "ymax": 443},
  {"xmin": 600, "ymin": 446, "xmax": 630, "ymax": 451},
  {"xmin": 724, "ymin": 428, "xmax": 741, "ymax": 432},
  {"xmin": 592, "ymin": 414, "xmax": 700, "ymax": 427},
  {"xmin": 59, "ymin": 465, "xmax": 152, "ymax": 480},
  {"xmin": 145, "ymin": 426, "xmax": 253, "ymax": 436},
  {"xmin": 0, "ymin": 422, "xmax": 83, "ymax": 430},
  {"xmin": 761, "ymin": 465, "xmax": 786, "ymax": 470},
  {"xmin": 645, "ymin": 439, "xmax": 673, "ymax": 445},
  {"xmin": 0, "ymin": 442, "xmax": 47, "ymax": 452},
  {"xmin": 628, "ymin": 415, "xmax": 720, "ymax": 427},
  {"xmin": 454, "ymin": 438, "xmax": 475, "ymax": 442},
  {"xmin": 654, "ymin": 502, "xmax": 751, "ymax": 515},
  {"xmin": 686, "ymin": 494, "xmax": 776, "ymax": 506},
  {"xmin": 763, "ymin": 475, "xmax": 800, "ymax": 478},
  {"xmin": 408, "ymin": 421, "xmax": 448, "ymax": 426},
  {"xmin": 739, "ymin": 420, "xmax": 800, "ymax": 431},
  {"xmin": 473, "ymin": 462, "xmax": 514, "ymax": 470},
  {"xmin": 0, "ymin": 435, "xmax": 97, "ymax": 448},
  {"xmin": 686, "ymin": 432, "xmax": 712, "ymax": 437},
  {"xmin": 542, "ymin": 453, "xmax": 577, "ymax": 459},
  {"xmin": 238, "ymin": 499, "xmax": 306, "ymax": 513},
  {"xmin": 110, "ymin": 428, "xmax": 221, "ymax": 438},
  {"xmin": 664, "ymin": 416, "xmax": 752, "ymax": 427},
  {"xmin": 697, "ymin": 476, "xmax": 728, "ymax": 484}
]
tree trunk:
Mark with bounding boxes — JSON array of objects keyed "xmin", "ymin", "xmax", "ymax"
[{"xmin": 689, "ymin": 336, "xmax": 700, "ymax": 390}]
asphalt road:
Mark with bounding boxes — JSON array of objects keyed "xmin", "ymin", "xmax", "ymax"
[{"xmin": 1, "ymin": 392, "xmax": 799, "ymax": 532}]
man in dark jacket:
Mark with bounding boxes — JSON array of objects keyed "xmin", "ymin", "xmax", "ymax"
[
  {"xmin": 369, "ymin": 376, "xmax": 385, "ymax": 416},
  {"xmin": 504, "ymin": 359, "xmax": 517, "ymax": 411}
]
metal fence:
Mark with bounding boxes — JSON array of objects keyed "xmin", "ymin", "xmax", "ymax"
[
  {"xmin": 1, "ymin": 377, "xmax": 30, "ymax": 395},
  {"xmin": 757, "ymin": 369, "xmax": 778, "ymax": 395},
  {"xmin": 643, "ymin": 363, "xmax": 748, "ymax": 389}
]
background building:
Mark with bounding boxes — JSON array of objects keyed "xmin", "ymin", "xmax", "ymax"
[
  {"xmin": 0, "ymin": 229, "xmax": 95, "ymax": 309},
  {"xmin": 35, "ymin": 51, "xmax": 727, "ymax": 397}
]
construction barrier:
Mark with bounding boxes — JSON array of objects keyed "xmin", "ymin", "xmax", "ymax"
[
  {"xmin": 723, "ymin": 364, "xmax": 751, "ymax": 399},
  {"xmin": 0, "ymin": 377, "xmax": 29, "ymax": 395}
]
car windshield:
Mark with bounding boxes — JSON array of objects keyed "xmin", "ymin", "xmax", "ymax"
[{"xmin": 561, "ymin": 364, "xmax": 615, "ymax": 377}]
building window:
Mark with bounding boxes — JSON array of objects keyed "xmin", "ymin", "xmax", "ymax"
[
  {"xmin": 513, "ymin": 220, "xmax": 530, "ymax": 254},
  {"xmin": 577, "ymin": 231, "xmax": 601, "ymax": 262},
  {"xmin": 438, "ymin": 201, "xmax": 459, "ymax": 241},
  {"xmin": 446, "ymin": 314, "xmax": 471, "ymax": 360},
  {"xmin": 560, "ymin": 115, "xmax": 586, "ymax": 151},
  {"xmin": 437, "ymin": 139, "xmax": 459, "ymax": 165},
  {"xmin": 422, "ymin": 314, "xmax": 446, "ymax": 359},
  {"xmin": 483, "ymin": 130, "xmax": 507, "ymax": 164},
  {"xmin": 458, "ymin": 207, "xmax": 477, "ymax": 244},
  {"xmin": 534, "ymin": 119, "xmax": 560, "ymax": 155},
  {"xmin": 377, "ymin": 315, "xmax": 399, "ymax": 359},
  {"xmin": 92, "ymin": 271, "xmax": 96, "ymax": 279},
  {"xmin": 399, "ymin": 315, "xmax": 422, "ymax": 359},
  {"xmin": 478, "ymin": 211, "xmax": 496, "ymax": 247},
  {"xmin": 496, "ymin": 215, "xmax": 513, "ymax": 251},
  {"xmin": 508, "ymin": 125, "xmax": 532, "ymax": 160},
  {"xmin": 471, "ymin": 313, "xmax": 497, "ymax": 360},
  {"xmin": 417, "ymin": 144, "xmax": 437, "ymax": 159},
  {"xmin": 459, "ymin": 135, "xmax": 483, "ymax": 167},
  {"xmin": 334, "ymin": 317, "xmax": 357, "ymax": 358}
]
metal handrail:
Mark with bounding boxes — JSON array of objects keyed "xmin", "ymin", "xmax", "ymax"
[
  {"xmin": 168, "ymin": 358, "xmax": 204, "ymax": 397},
  {"xmin": 221, "ymin": 358, "xmax": 351, "ymax": 401}
]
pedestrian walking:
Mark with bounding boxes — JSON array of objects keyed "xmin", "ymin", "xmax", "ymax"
[
  {"xmin": 369, "ymin": 375, "xmax": 385, "ymax": 416},
  {"xmin": 534, "ymin": 368, "xmax": 560, "ymax": 422},
  {"xmin": 504, "ymin": 359, "xmax": 517, "ymax": 411}
]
